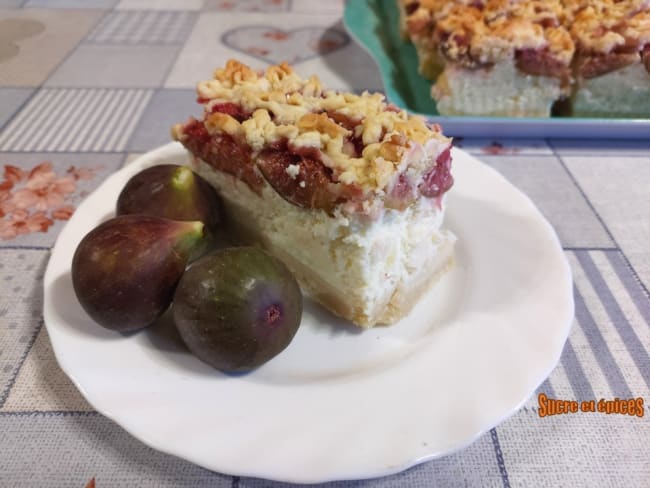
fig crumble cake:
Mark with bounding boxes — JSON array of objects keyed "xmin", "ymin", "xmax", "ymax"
[
  {"xmin": 172, "ymin": 60, "xmax": 455, "ymax": 328},
  {"xmin": 399, "ymin": 0, "xmax": 650, "ymax": 117}
]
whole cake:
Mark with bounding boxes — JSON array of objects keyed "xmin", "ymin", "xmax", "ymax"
[
  {"xmin": 172, "ymin": 60, "xmax": 456, "ymax": 327},
  {"xmin": 399, "ymin": 0, "xmax": 650, "ymax": 117}
]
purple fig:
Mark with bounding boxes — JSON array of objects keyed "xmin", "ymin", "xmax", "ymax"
[
  {"xmin": 116, "ymin": 164, "xmax": 222, "ymax": 235},
  {"xmin": 72, "ymin": 215, "xmax": 204, "ymax": 332},
  {"xmin": 173, "ymin": 247, "xmax": 303, "ymax": 373}
]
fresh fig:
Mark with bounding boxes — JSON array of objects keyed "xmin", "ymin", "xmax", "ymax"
[
  {"xmin": 116, "ymin": 164, "xmax": 222, "ymax": 234},
  {"xmin": 72, "ymin": 215, "xmax": 204, "ymax": 332},
  {"xmin": 173, "ymin": 247, "xmax": 303, "ymax": 373}
]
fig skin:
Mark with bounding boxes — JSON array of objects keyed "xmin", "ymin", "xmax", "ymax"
[
  {"xmin": 173, "ymin": 247, "xmax": 303, "ymax": 373},
  {"xmin": 116, "ymin": 164, "xmax": 222, "ymax": 234},
  {"xmin": 72, "ymin": 215, "xmax": 204, "ymax": 332}
]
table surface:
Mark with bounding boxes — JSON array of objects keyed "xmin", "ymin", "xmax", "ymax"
[{"xmin": 1, "ymin": 1, "xmax": 649, "ymax": 487}]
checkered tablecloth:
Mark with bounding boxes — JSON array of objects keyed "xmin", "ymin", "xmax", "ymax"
[{"xmin": 1, "ymin": 1, "xmax": 649, "ymax": 487}]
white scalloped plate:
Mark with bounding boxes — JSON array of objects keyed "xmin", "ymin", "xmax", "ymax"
[{"xmin": 43, "ymin": 142, "xmax": 573, "ymax": 483}]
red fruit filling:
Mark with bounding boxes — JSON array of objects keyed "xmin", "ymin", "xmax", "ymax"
[
  {"xmin": 342, "ymin": 136, "xmax": 364, "ymax": 158},
  {"xmin": 181, "ymin": 119, "xmax": 263, "ymax": 192},
  {"xmin": 405, "ymin": 1, "xmax": 420, "ymax": 16},
  {"xmin": 576, "ymin": 52, "xmax": 638, "ymax": 79},
  {"xmin": 256, "ymin": 141, "xmax": 368, "ymax": 212},
  {"xmin": 209, "ymin": 102, "xmax": 251, "ymax": 122},
  {"xmin": 515, "ymin": 48, "xmax": 569, "ymax": 79},
  {"xmin": 179, "ymin": 117, "xmax": 452, "ymax": 214},
  {"xmin": 419, "ymin": 147, "xmax": 454, "ymax": 198},
  {"xmin": 257, "ymin": 147, "xmax": 340, "ymax": 210},
  {"xmin": 385, "ymin": 146, "xmax": 453, "ymax": 210},
  {"xmin": 182, "ymin": 118, "xmax": 211, "ymax": 145}
]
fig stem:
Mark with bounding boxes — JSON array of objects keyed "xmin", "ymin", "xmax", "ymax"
[
  {"xmin": 172, "ymin": 166, "xmax": 194, "ymax": 191},
  {"xmin": 175, "ymin": 221, "xmax": 205, "ymax": 256}
]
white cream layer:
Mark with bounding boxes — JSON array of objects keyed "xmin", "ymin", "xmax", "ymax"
[{"xmin": 192, "ymin": 159, "xmax": 455, "ymax": 327}]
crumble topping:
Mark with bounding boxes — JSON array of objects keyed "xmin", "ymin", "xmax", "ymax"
[
  {"xmin": 568, "ymin": 1, "xmax": 650, "ymax": 54},
  {"xmin": 403, "ymin": 0, "xmax": 650, "ymax": 61},
  {"xmin": 174, "ymin": 60, "xmax": 451, "ymax": 196}
]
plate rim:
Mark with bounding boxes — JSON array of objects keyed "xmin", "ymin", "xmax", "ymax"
[{"xmin": 43, "ymin": 142, "xmax": 574, "ymax": 483}]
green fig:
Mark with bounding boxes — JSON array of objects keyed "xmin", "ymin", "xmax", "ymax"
[
  {"xmin": 116, "ymin": 164, "xmax": 222, "ymax": 235},
  {"xmin": 72, "ymin": 215, "xmax": 204, "ymax": 332},
  {"xmin": 173, "ymin": 247, "xmax": 303, "ymax": 373}
]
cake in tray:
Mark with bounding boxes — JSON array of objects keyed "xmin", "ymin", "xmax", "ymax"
[
  {"xmin": 398, "ymin": 0, "xmax": 650, "ymax": 118},
  {"xmin": 172, "ymin": 60, "xmax": 455, "ymax": 328},
  {"xmin": 568, "ymin": 0, "xmax": 650, "ymax": 117}
]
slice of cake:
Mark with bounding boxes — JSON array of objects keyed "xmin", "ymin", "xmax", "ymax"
[
  {"xmin": 567, "ymin": 0, "xmax": 650, "ymax": 117},
  {"xmin": 172, "ymin": 60, "xmax": 455, "ymax": 328},
  {"xmin": 400, "ymin": 0, "xmax": 575, "ymax": 117}
]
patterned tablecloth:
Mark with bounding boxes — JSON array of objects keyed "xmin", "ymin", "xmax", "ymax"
[{"xmin": 1, "ymin": 1, "xmax": 649, "ymax": 487}]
